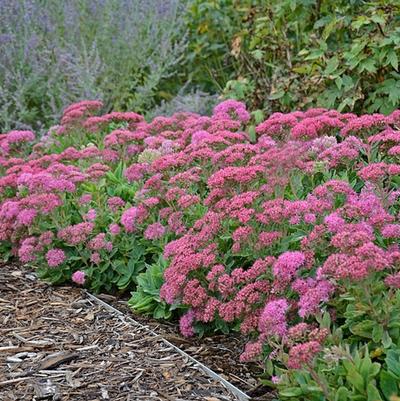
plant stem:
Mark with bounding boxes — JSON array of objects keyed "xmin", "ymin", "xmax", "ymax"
[{"xmin": 307, "ymin": 364, "xmax": 331, "ymax": 401}]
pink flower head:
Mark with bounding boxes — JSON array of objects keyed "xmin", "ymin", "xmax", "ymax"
[
  {"xmin": 293, "ymin": 279, "xmax": 334, "ymax": 318},
  {"xmin": 84, "ymin": 209, "xmax": 97, "ymax": 221},
  {"xmin": 18, "ymin": 237, "xmax": 37, "ymax": 263},
  {"xmin": 46, "ymin": 249, "xmax": 66, "ymax": 267},
  {"xmin": 16, "ymin": 209, "xmax": 37, "ymax": 226},
  {"xmin": 124, "ymin": 163, "xmax": 149, "ymax": 182},
  {"xmin": 273, "ymin": 251, "xmax": 306, "ymax": 285},
  {"xmin": 191, "ymin": 130, "xmax": 212, "ymax": 145},
  {"xmin": 385, "ymin": 272, "xmax": 400, "ymax": 289},
  {"xmin": 72, "ymin": 270, "xmax": 86, "ymax": 285},
  {"xmin": 258, "ymin": 299, "xmax": 289, "ymax": 337},
  {"xmin": 213, "ymin": 100, "xmax": 250, "ymax": 123},
  {"xmin": 239, "ymin": 341, "xmax": 263, "ymax": 362},
  {"xmin": 179, "ymin": 310, "xmax": 195, "ymax": 337},
  {"xmin": 7, "ymin": 130, "xmax": 35, "ymax": 144},
  {"xmin": 287, "ymin": 341, "xmax": 321, "ymax": 369},
  {"xmin": 58, "ymin": 222, "xmax": 94, "ymax": 245},
  {"xmin": 79, "ymin": 194, "xmax": 92, "ymax": 205},
  {"xmin": 109, "ymin": 223, "xmax": 121, "ymax": 235},
  {"xmin": 287, "ymin": 323, "xmax": 310, "ymax": 341},
  {"xmin": 358, "ymin": 162, "xmax": 388, "ymax": 181},
  {"xmin": 90, "ymin": 252, "xmax": 101, "ymax": 264},
  {"xmin": 382, "ymin": 224, "xmax": 400, "ymax": 239},
  {"xmin": 324, "ymin": 213, "xmax": 345, "ymax": 233},
  {"xmin": 88, "ymin": 233, "xmax": 112, "ymax": 251},
  {"xmin": 38, "ymin": 231, "xmax": 54, "ymax": 246},
  {"xmin": 121, "ymin": 207, "xmax": 139, "ymax": 232},
  {"xmin": 107, "ymin": 196, "xmax": 125, "ymax": 212},
  {"xmin": 144, "ymin": 222, "xmax": 166, "ymax": 240}
]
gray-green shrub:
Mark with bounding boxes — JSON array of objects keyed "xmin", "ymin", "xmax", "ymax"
[{"xmin": 0, "ymin": 0, "xmax": 187, "ymax": 132}]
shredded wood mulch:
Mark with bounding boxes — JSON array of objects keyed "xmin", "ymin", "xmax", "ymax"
[
  {"xmin": 0, "ymin": 265, "xmax": 246, "ymax": 401},
  {"xmin": 98, "ymin": 295, "xmax": 273, "ymax": 399}
]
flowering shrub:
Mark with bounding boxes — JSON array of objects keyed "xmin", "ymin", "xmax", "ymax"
[{"xmin": 1, "ymin": 99, "xmax": 400, "ymax": 397}]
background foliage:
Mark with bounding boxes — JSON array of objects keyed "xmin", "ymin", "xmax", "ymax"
[
  {"xmin": 0, "ymin": 0, "xmax": 187, "ymax": 132},
  {"xmin": 227, "ymin": 0, "xmax": 400, "ymax": 113},
  {"xmin": 190, "ymin": 0, "xmax": 400, "ymax": 114},
  {"xmin": 1, "ymin": 0, "xmax": 400, "ymax": 133}
]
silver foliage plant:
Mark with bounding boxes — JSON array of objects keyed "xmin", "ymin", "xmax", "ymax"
[
  {"xmin": 0, "ymin": 0, "xmax": 187, "ymax": 132},
  {"xmin": 147, "ymin": 87, "xmax": 220, "ymax": 120}
]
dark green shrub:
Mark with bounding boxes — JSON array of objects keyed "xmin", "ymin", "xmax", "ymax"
[{"xmin": 187, "ymin": 0, "xmax": 400, "ymax": 114}]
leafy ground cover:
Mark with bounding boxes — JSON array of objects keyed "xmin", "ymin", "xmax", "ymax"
[{"xmin": 1, "ymin": 100, "xmax": 400, "ymax": 399}]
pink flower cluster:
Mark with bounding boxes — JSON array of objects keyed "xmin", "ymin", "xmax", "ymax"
[
  {"xmin": 0, "ymin": 130, "xmax": 35, "ymax": 156},
  {"xmin": 46, "ymin": 248, "xmax": 66, "ymax": 267}
]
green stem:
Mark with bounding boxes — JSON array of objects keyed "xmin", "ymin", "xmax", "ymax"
[{"xmin": 306, "ymin": 364, "xmax": 331, "ymax": 401}]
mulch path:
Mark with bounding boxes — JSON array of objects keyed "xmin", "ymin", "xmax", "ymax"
[
  {"xmin": 98, "ymin": 295, "xmax": 272, "ymax": 399},
  {"xmin": 0, "ymin": 265, "xmax": 248, "ymax": 401}
]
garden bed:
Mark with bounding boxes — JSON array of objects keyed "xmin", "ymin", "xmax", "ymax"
[
  {"xmin": 0, "ymin": 264, "xmax": 253, "ymax": 401},
  {"xmin": 2, "ymin": 98, "xmax": 400, "ymax": 399}
]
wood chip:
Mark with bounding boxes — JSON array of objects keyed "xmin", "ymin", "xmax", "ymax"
[{"xmin": 39, "ymin": 352, "xmax": 79, "ymax": 370}]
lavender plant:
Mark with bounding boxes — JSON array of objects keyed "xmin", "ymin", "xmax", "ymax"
[
  {"xmin": 0, "ymin": 0, "xmax": 187, "ymax": 132},
  {"xmin": 147, "ymin": 88, "xmax": 219, "ymax": 120}
]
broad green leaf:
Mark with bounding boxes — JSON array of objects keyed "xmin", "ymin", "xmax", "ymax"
[
  {"xmin": 388, "ymin": 84, "xmax": 400, "ymax": 104},
  {"xmin": 370, "ymin": 363, "xmax": 381, "ymax": 378},
  {"xmin": 386, "ymin": 350, "xmax": 400, "ymax": 377},
  {"xmin": 251, "ymin": 49, "xmax": 264, "ymax": 61},
  {"xmin": 350, "ymin": 320, "xmax": 375, "ymax": 338},
  {"xmin": 279, "ymin": 387, "xmax": 303, "ymax": 397},
  {"xmin": 367, "ymin": 383, "xmax": 383, "ymax": 401},
  {"xmin": 360, "ymin": 58, "xmax": 377, "ymax": 73},
  {"xmin": 380, "ymin": 370, "xmax": 399, "ymax": 400},
  {"xmin": 386, "ymin": 50, "xmax": 399, "ymax": 70},
  {"xmin": 360, "ymin": 353, "xmax": 372, "ymax": 379},
  {"xmin": 292, "ymin": 65, "xmax": 310, "ymax": 74},
  {"xmin": 382, "ymin": 331, "xmax": 392, "ymax": 348},
  {"xmin": 325, "ymin": 56, "xmax": 339, "ymax": 75},
  {"xmin": 304, "ymin": 49, "xmax": 325, "ymax": 60},
  {"xmin": 347, "ymin": 369, "xmax": 365, "ymax": 393},
  {"xmin": 372, "ymin": 325, "xmax": 384, "ymax": 343},
  {"xmin": 322, "ymin": 18, "xmax": 338, "ymax": 39},
  {"xmin": 248, "ymin": 126, "xmax": 257, "ymax": 143},
  {"xmin": 335, "ymin": 76, "xmax": 343, "ymax": 89},
  {"xmin": 371, "ymin": 14, "xmax": 386, "ymax": 25},
  {"xmin": 352, "ymin": 16, "xmax": 370, "ymax": 30},
  {"xmin": 335, "ymin": 387, "xmax": 349, "ymax": 401},
  {"xmin": 252, "ymin": 109, "xmax": 264, "ymax": 124},
  {"xmin": 342, "ymin": 75, "xmax": 355, "ymax": 90},
  {"xmin": 269, "ymin": 90, "xmax": 285, "ymax": 100}
]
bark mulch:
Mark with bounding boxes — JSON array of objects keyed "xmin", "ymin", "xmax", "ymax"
[
  {"xmin": 98, "ymin": 295, "xmax": 273, "ymax": 400},
  {"xmin": 0, "ymin": 265, "xmax": 247, "ymax": 401}
]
